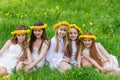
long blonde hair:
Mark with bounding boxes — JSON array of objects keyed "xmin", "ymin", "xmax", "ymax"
[
  {"xmin": 11, "ymin": 25, "xmax": 28, "ymax": 61},
  {"xmin": 55, "ymin": 25, "xmax": 69, "ymax": 53}
]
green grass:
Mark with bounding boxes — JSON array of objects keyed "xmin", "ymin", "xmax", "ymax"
[{"xmin": 0, "ymin": 0, "xmax": 120, "ymax": 79}]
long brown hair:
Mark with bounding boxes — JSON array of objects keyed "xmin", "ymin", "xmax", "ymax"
[
  {"xmin": 67, "ymin": 28, "xmax": 82, "ymax": 60},
  {"xmin": 82, "ymin": 32, "xmax": 103, "ymax": 67},
  {"xmin": 55, "ymin": 25, "xmax": 68, "ymax": 53},
  {"xmin": 11, "ymin": 25, "xmax": 28, "ymax": 61},
  {"xmin": 29, "ymin": 21, "xmax": 49, "ymax": 54}
]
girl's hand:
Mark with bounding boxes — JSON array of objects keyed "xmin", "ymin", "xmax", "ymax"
[
  {"xmin": 62, "ymin": 57, "xmax": 70, "ymax": 63},
  {"xmin": 77, "ymin": 64, "xmax": 81, "ymax": 68},
  {"xmin": 25, "ymin": 65, "xmax": 32, "ymax": 72}
]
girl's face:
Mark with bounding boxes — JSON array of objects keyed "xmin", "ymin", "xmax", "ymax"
[
  {"xmin": 33, "ymin": 29, "xmax": 43, "ymax": 39},
  {"xmin": 83, "ymin": 38, "xmax": 93, "ymax": 48},
  {"xmin": 69, "ymin": 28, "xmax": 78, "ymax": 41},
  {"xmin": 57, "ymin": 25, "xmax": 68, "ymax": 38},
  {"xmin": 16, "ymin": 34, "xmax": 26, "ymax": 43}
]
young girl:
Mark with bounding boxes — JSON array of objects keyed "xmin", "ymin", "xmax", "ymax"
[
  {"xmin": 67, "ymin": 24, "xmax": 82, "ymax": 67},
  {"xmin": 0, "ymin": 25, "xmax": 32, "ymax": 76},
  {"xmin": 24, "ymin": 21, "xmax": 50, "ymax": 72},
  {"xmin": 46, "ymin": 21, "xmax": 71, "ymax": 72},
  {"xmin": 80, "ymin": 31, "xmax": 120, "ymax": 73}
]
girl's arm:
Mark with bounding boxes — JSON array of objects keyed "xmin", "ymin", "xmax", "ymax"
[
  {"xmin": 25, "ymin": 41, "xmax": 50, "ymax": 71},
  {"xmin": 0, "ymin": 40, "xmax": 11, "ymax": 56},
  {"xmin": 62, "ymin": 56, "xmax": 70, "ymax": 63},
  {"xmin": 25, "ymin": 48, "xmax": 33, "ymax": 64},
  {"xmin": 77, "ymin": 50, "xmax": 82, "ymax": 68},
  {"xmin": 82, "ymin": 52, "xmax": 104, "ymax": 72}
]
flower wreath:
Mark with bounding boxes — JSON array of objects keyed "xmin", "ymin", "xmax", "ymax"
[
  {"xmin": 79, "ymin": 35, "xmax": 96, "ymax": 40},
  {"xmin": 70, "ymin": 24, "xmax": 83, "ymax": 34},
  {"xmin": 30, "ymin": 24, "xmax": 47, "ymax": 30},
  {"xmin": 11, "ymin": 30, "xmax": 30, "ymax": 35},
  {"xmin": 53, "ymin": 21, "xmax": 70, "ymax": 32}
]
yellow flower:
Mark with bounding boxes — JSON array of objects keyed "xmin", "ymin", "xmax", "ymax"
[
  {"xmin": 89, "ymin": 22, "xmax": 93, "ymax": 25},
  {"xmin": 2, "ymin": 75, "xmax": 10, "ymax": 80},
  {"xmin": 70, "ymin": 24, "xmax": 83, "ymax": 34},
  {"xmin": 16, "ymin": 13, "xmax": 19, "ymax": 16},
  {"xmin": 21, "ymin": 15, "xmax": 23, "ymax": 18},
  {"xmin": 5, "ymin": 12, "xmax": 10, "ymax": 16},
  {"xmin": 11, "ymin": 30, "xmax": 30, "ymax": 35},
  {"xmin": 44, "ymin": 12, "xmax": 47, "ymax": 15},
  {"xmin": 82, "ymin": 24, "xmax": 86, "ymax": 27},
  {"xmin": 30, "ymin": 24, "xmax": 47, "ymax": 30},
  {"xmin": 79, "ymin": 35, "xmax": 96, "ymax": 40},
  {"xmin": 53, "ymin": 21, "xmax": 70, "ymax": 32},
  {"xmin": 56, "ymin": 6, "xmax": 60, "ymax": 11}
]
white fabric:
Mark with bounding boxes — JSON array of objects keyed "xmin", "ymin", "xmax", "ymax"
[
  {"xmin": 70, "ymin": 41, "xmax": 77, "ymax": 66},
  {"xmin": 0, "ymin": 44, "xmax": 23, "ymax": 73},
  {"xmin": 46, "ymin": 36, "xmax": 64, "ymax": 68},
  {"xmin": 83, "ymin": 42, "xmax": 120, "ymax": 71},
  {"xmin": 32, "ymin": 42, "xmax": 46, "ymax": 67}
]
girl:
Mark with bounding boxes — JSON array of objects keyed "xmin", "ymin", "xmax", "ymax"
[
  {"xmin": 67, "ymin": 24, "xmax": 82, "ymax": 67},
  {"xmin": 25, "ymin": 21, "xmax": 50, "ymax": 72},
  {"xmin": 80, "ymin": 32, "xmax": 120, "ymax": 73},
  {"xmin": 46, "ymin": 21, "xmax": 71, "ymax": 72},
  {"xmin": 0, "ymin": 25, "xmax": 32, "ymax": 76}
]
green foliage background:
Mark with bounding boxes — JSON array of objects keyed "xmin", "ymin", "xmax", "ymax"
[{"xmin": 0, "ymin": 0, "xmax": 120, "ymax": 80}]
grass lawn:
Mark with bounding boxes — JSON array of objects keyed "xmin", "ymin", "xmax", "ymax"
[{"xmin": 0, "ymin": 0, "xmax": 120, "ymax": 80}]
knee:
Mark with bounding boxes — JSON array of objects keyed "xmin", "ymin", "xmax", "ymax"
[
  {"xmin": 0, "ymin": 67, "xmax": 7, "ymax": 76},
  {"xmin": 82, "ymin": 61, "xmax": 92, "ymax": 67}
]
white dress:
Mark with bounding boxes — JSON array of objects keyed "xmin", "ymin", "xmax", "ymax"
[
  {"xmin": 70, "ymin": 41, "xmax": 77, "ymax": 66},
  {"xmin": 0, "ymin": 44, "xmax": 23, "ymax": 73},
  {"xmin": 83, "ymin": 42, "xmax": 120, "ymax": 71},
  {"xmin": 32, "ymin": 42, "xmax": 46, "ymax": 67},
  {"xmin": 46, "ymin": 36, "xmax": 64, "ymax": 68}
]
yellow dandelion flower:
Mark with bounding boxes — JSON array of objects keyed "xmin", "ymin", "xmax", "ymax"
[
  {"xmin": 89, "ymin": 22, "xmax": 93, "ymax": 25},
  {"xmin": 16, "ymin": 13, "xmax": 19, "ymax": 16},
  {"xmin": 21, "ymin": 15, "xmax": 23, "ymax": 18},
  {"xmin": 2, "ymin": 75, "xmax": 10, "ymax": 80},
  {"xmin": 56, "ymin": 6, "xmax": 60, "ymax": 11},
  {"xmin": 101, "ymin": 2, "xmax": 105, "ymax": 5},
  {"xmin": 5, "ymin": 12, "xmax": 10, "ymax": 16},
  {"xmin": 82, "ymin": 24, "xmax": 86, "ymax": 27},
  {"xmin": 44, "ymin": 12, "xmax": 47, "ymax": 15}
]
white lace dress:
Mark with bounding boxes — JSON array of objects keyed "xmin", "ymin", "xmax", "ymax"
[
  {"xmin": 0, "ymin": 44, "xmax": 23, "ymax": 73},
  {"xmin": 83, "ymin": 43, "xmax": 120, "ymax": 71},
  {"xmin": 46, "ymin": 36, "xmax": 64, "ymax": 68},
  {"xmin": 32, "ymin": 42, "xmax": 46, "ymax": 67},
  {"xmin": 70, "ymin": 41, "xmax": 77, "ymax": 66}
]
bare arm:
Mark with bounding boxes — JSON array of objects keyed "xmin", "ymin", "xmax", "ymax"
[
  {"xmin": 25, "ymin": 48, "xmax": 33, "ymax": 64},
  {"xmin": 77, "ymin": 50, "xmax": 82, "ymax": 68},
  {"xmin": 25, "ymin": 41, "xmax": 50, "ymax": 71},
  {"xmin": 0, "ymin": 40, "xmax": 11, "ymax": 56},
  {"xmin": 82, "ymin": 52, "xmax": 104, "ymax": 71}
]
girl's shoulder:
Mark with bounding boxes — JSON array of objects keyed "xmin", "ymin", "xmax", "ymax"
[{"xmin": 95, "ymin": 42, "xmax": 102, "ymax": 46}]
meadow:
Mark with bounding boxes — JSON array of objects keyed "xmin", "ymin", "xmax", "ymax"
[{"xmin": 0, "ymin": 0, "xmax": 120, "ymax": 80}]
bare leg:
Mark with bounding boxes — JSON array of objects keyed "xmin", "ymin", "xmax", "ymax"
[
  {"xmin": 58, "ymin": 62, "xmax": 71, "ymax": 72},
  {"xmin": 0, "ymin": 67, "xmax": 8, "ymax": 76},
  {"xmin": 81, "ymin": 57, "xmax": 93, "ymax": 67}
]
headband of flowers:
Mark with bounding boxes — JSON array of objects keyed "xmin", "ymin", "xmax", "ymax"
[
  {"xmin": 30, "ymin": 24, "xmax": 47, "ymax": 30},
  {"xmin": 11, "ymin": 30, "xmax": 30, "ymax": 35},
  {"xmin": 70, "ymin": 24, "xmax": 83, "ymax": 34},
  {"xmin": 53, "ymin": 21, "xmax": 70, "ymax": 32},
  {"xmin": 79, "ymin": 35, "xmax": 96, "ymax": 40}
]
